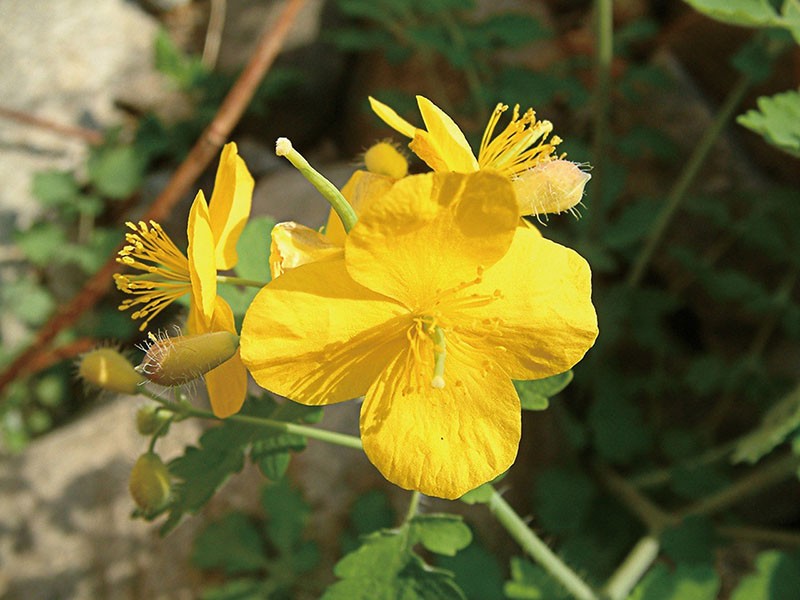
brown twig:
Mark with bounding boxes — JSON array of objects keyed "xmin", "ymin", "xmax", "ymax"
[
  {"xmin": 23, "ymin": 338, "xmax": 98, "ymax": 377},
  {"xmin": 0, "ymin": 0, "xmax": 308, "ymax": 399},
  {"xmin": 0, "ymin": 106, "xmax": 105, "ymax": 145}
]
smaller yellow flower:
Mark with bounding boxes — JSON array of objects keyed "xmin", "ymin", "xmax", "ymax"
[
  {"xmin": 114, "ymin": 142, "xmax": 253, "ymax": 417},
  {"xmin": 369, "ymin": 95, "xmax": 589, "ymax": 217}
]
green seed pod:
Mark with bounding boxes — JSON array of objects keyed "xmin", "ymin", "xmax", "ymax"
[
  {"xmin": 129, "ymin": 452, "xmax": 171, "ymax": 512},
  {"xmin": 138, "ymin": 330, "xmax": 239, "ymax": 387},
  {"xmin": 79, "ymin": 348, "xmax": 145, "ymax": 394}
]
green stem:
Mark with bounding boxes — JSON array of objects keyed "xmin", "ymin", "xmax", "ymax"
[
  {"xmin": 216, "ymin": 274, "xmax": 268, "ymax": 288},
  {"xmin": 678, "ymin": 453, "xmax": 800, "ymax": 519},
  {"xmin": 405, "ymin": 490, "xmax": 422, "ymax": 522},
  {"xmin": 595, "ymin": 463, "xmax": 677, "ymax": 531},
  {"xmin": 145, "ymin": 390, "xmax": 364, "ymax": 450},
  {"xmin": 487, "ymin": 486, "xmax": 599, "ymax": 600},
  {"xmin": 716, "ymin": 524, "xmax": 800, "ymax": 547},
  {"xmin": 626, "ymin": 73, "xmax": 752, "ymax": 287},
  {"xmin": 588, "ymin": 0, "xmax": 613, "ymax": 240},
  {"xmin": 602, "ymin": 536, "xmax": 660, "ymax": 600},
  {"xmin": 275, "ymin": 137, "xmax": 357, "ymax": 233},
  {"xmin": 629, "ymin": 438, "xmax": 739, "ymax": 489}
]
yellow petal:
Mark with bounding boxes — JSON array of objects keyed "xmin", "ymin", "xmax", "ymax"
[
  {"xmin": 415, "ymin": 96, "xmax": 479, "ymax": 172},
  {"xmin": 369, "ymin": 96, "xmax": 417, "ymax": 139},
  {"xmin": 360, "ymin": 343, "xmax": 520, "ymax": 499},
  {"xmin": 325, "ymin": 170, "xmax": 395, "ymax": 247},
  {"xmin": 208, "ymin": 142, "xmax": 254, "ymax": 271},
  {"xmin": 187, "ymin": 190, "xmax": 217, "ymax": 324},
  {"xmin": 202, "ymin": 296, "xmax": 247, "ymax": 418},
  {"xmin": 345, "ymin": 171, "xmax": 519, "ymax": 308},
  {"xmin": 465, "ymin": 226, "xmax": 598, "ymax": 380},
  {"xmin": 240, "ymin": 259, "xmax": 407, "ymax": 405},
  {"xmin": 270, "ymin": 221, "xmax": 343, "ymax": 279}
]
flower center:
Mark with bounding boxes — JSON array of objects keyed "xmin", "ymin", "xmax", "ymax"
[
  {"xmin": 478, "ymin": 103, "xmax": 562, "ymax": 179},
  {"xmin": 114, "ymin": 221, "xmax": 192, "ymax": 331},
  {"xmin": 407, "ymin": 267, "xmax": 503, "ymax": 390}
]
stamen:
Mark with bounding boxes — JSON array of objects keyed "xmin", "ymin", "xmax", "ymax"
[{"xmin": 430, "ymin": 325, "xmax": 446, "ymax": 389}]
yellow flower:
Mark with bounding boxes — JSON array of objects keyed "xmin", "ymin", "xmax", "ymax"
[
  {"xmin": 240, "ymin": 170, "xmax": 597, "ymax": 499},
  {"xmin": 369, "ymin": 95, "xmax": 589, "ymax": 217},
  {"xmin": 114, "ymin": 142, "xmax": 253, "ymax": 417}
]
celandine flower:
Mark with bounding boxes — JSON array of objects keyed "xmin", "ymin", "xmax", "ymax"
[
  {"xmin": 114, "ymin": 142, "xmax": 253, "ymax": 417},
  {"xmin": 240, "ymin": 171, "xmax": 597, "ymax": 499},
  {"xmin": 369, "ymin": 95, "xmax": 590, "ymax": 218}
]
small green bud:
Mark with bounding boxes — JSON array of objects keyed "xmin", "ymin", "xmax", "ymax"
[
  {"xmin": 138, "ymin": 330, "xmax": 239, "ymax": 387},
  {"xmin": 129, "ymin": 452, "xmax": 171, "ymax": 512},
  {"xmin": 79, "ymin": 348, "xmax": 145, "ymax": 394},
  {"xmin": 135, "ymin": 404, "xmax": 171, "ymax": 436}
]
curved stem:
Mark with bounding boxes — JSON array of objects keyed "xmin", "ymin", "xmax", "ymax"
[
  {"xmin": 626, "ymin": 73, "xmax": 752, "ymax": 287},
  {"xmin": 216, "ymin": 274, "xmax": 268, "ymax": 288},
  {"xmin": 487, "ymin": 486, "xmax": 599, "ymax": 600}
]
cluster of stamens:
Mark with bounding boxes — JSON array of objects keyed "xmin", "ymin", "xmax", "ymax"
[
  {"xmin": 478, "ymin": 104, "xmax": 562, "ymax": 179},
  {"xmin": 114, "ymin": 221, "xmax": 192, "ymax": 331}
]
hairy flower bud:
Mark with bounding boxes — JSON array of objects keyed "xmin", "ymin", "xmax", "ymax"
[
  {"xmin": 135, "ymin": 404, "xmax": 171, "ymax": 436},
  {"xmin": 514, "ymin": 159, "xmax": 590, "ymax": 217},
  {"xmin": 364, "ymin": 141, "xmax": 408, "ymax": 179},
  {"xmin": 138, "ymin": 330, "xmax": 239, "ymax": 387},
  {"xmin": 129, "ymin": 452, "xmax": 171, "ymax": 512},
  {"xmin": 79, "ymin": 348, "xmax": 145, "ymax": 394}
]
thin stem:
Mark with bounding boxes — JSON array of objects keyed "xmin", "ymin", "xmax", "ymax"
[
  {"xmin": 275, "ymin": 137, "xmax": 357, "ymax": 233},
  {"xmin": 588, "ymin": 0, "xmax": 613, "ymax": 240},
  {"xmin": 678, "ymin": 453, "xmax": 800, "ymax": 519},
  {"xmin": 487, "ymin": 486, "xmax": 599, "ymax": 600},
  {"xmin": 629, "ymin": 438, "xmax": 740, "ymax": 489},
  {"xmin": 602, "ymin": 536, "xmax": 660, "ymax": 600},
  {"xmin": 405, "ymin": 491, "xmax": 422, "ymax": 522},
  {"xmin": 143, "ymin": 389, "xmax": 364, "ymax": 451},
  {"xmin": 716, "ymin": 524, "xmax": 800, "ymax": 547},
  {"xmin": 202, "ymin": 0, "xmax": 226, "ymax": 69},
  {"xmin": 594, "ymin": 463, "xmax": 677, "ymax": 531},
  {"xmin": 216, "ymin": 274, "xmax": 268, "ymax": 288},
  {"xmin": 626, "ymin": 73, "xmax": 752, "ymax": 287}
]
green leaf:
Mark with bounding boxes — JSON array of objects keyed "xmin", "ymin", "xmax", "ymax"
[
  {"xmin": 731, "ymin": 384, "xmax": 800, "ymax": 464},
  {"xmin": 436, "ymin": 538, "xmax": 505, "ymax": 600},
  {"xmin": 738, "ymin": 89, "xmax": 800, "ymax": 157},
  {"xmin": 515, "ymin": 371, "xmax": 573, "ymax": 411},
  {"xmin": 87, "ymin": 144, "xmax": 146, "ymax": 199},
  {"xmin": 251, "ymin": 432, "xmax": 306, "ymax": 480},
  {"xmin": 154, "ymin": 28, "xmax": 207, "ymax": 88},
  {"xmin": 670, "ymin": 464, "xmax": 730, "ymax": 500},
  {"xmin": 730, "ymin": 550, "xmax": 800, "ymax": 600},
  {"xmin": 159, "ymin": 395, "xmax": 313, "ymax": 533},
  {"xmin": 660, "ymin": 516, "xmax": 716, "ymax": 566},
  {"xmin": 201, "ymin": 579, "xmax": 272, "ymax": 600},
  {"xmin": 324, "ymin": 528, "xmax": 466, "ymax": 600},
  {"xmin": 459, "ymin": 482, "xmax": 495, "ymax": 505},
  {"xmin": 504, "ymin": 557, "xmax": 570, "ymax": 599},
  {"xmin": 603, "ymin": 197, "xmax": 659, "ymax": 251},
  {"xmin": 589, "ymin": 393, "xmax": 651, "ymax": 464},
  {"xmin": 533, "ymin": 468, "xmax": 595, "ymax": 535},
  {"xmin": 409, "ymin": 514, "xmax": 472, "ymax": 556},
  {"xmin": 235, "ymin": 216, "xmax": 275, "ymax": 284},
  {"xmin": 261, "ymin": 478, "xmax": 311, "ymax": 554},
  {"xmin": 682, "ymin": 0, "xmax": 779, "ymax": 27},
  {"xmin": 784, "ymin": 0, "xmax": 800, "ymax": 43},
  {"xmin": 31, "ymin": 170, "xmax": 79, "ymax": 206},
  {"xmin": 1, "ymin": 277, "xmax": 55, "ymax": 326},
  {"xmin": 15, "ymin": 222, "xmax": 67, "ymax": 267},
  {"xmin": 192, "ymin": 512, "xmax": 268, "ymax": 574},
  {"xmin": 628, "ymin": 563, "xmax": 720, "ymax": 600}
]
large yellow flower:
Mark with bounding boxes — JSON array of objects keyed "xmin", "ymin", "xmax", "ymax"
[
  {"xmin": 114, "ymin": 142, "xmax": 253, "ymax": 417},
  {"xmin": 369, "ymin": 95, "xmax": 590, "ymax": 217},
  {"xmin": 240, "ymin": 170, "xmax": 597, "ymax": 499}
]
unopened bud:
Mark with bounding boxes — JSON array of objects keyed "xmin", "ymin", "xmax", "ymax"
[
  {"xmin": 364, "ymin": 141, "xmax": 408, "ymax": 179},
  {"xmin": 79, "ymin": 348, "xmax": 145, "ymax": 394},
  {"xmin": 129, "ymin": 452, "xmax": 171, "ymax": 512},
  {"xmin": 514, "ymin": 160, "xmax": 590, "ymax": 217},
  {"xmin": 136, "ymin": 404, "xmax": 171, "ymax": 436},
  {"xmin": 138, "ymin": 331, "xmax": 239, "ymax": 387}
]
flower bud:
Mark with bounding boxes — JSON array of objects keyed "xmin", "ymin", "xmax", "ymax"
[
  {"xmin": 135, "ymin": 404, "xmax": 171, "ymax": 436},
  {"xmin": 129, "ymin": 452, "xmax": 171, "ymax": 512},
  {"xmin": 138, "ymin": 331, "xmax": 239, "ymax": 387},
  {"xmin": 364, "ymin": 141, "xmax": 408, "ymax": 179},
  {"xmin": 514, "ymin": 159, "xmax": 590, "ymax": 217},
  {"xmin": 79, "ymin": 348, "xmax": 145, "ymax": 394}
]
